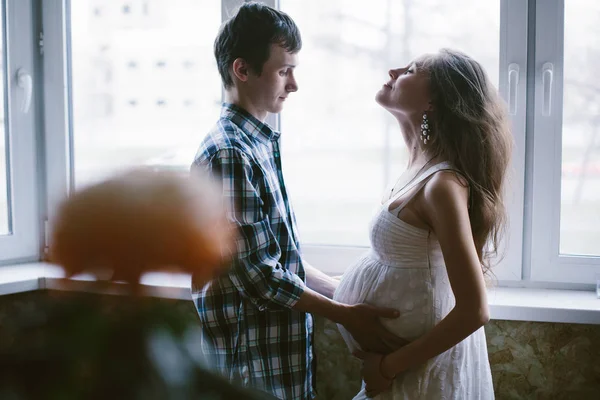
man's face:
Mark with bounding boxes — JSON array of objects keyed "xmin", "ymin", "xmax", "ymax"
[{"xmin": 246, "ymin": 44, "xmax": 299, "ymax": 115}]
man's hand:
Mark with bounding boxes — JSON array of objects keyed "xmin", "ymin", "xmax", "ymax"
[
  {"xmin": 292, "ymin": 289, "xmax": 408, "ymax": 354},
  {"xmin": 340, "ymin": 303, "xmax": 409, "ymax": 353},
  {"xmin": 353, "ymin": 350, "xmax": 394, "ymax": 398}
]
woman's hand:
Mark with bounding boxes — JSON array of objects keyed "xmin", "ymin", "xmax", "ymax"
[{"xmin": 353, "ymin": 350, "xmax": 395, "ymax": 398}]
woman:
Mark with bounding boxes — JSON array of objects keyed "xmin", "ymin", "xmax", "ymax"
[{"xmin": 333, "ymin": 48, "xmax": 512, "ymax": 399}]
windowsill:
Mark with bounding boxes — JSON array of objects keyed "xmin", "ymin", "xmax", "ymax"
[
  {"xmin": 0, "ymin": 262, "xmax": 192, "ymax": 300},
  {"xmin": 1, "ymin": 262, "xmax": 599, "ymax": 325}
]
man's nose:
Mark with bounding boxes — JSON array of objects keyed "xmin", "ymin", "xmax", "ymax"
[{"xmin": 286, "ymin": 73, "xmax": 298, "ymax": 92}]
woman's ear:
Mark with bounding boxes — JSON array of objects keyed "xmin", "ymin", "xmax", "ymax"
[
  {"xmin": 427, "ymin": 101, "xmax": 434, "ymax": 112},
  {"xmin": 232, "ymin": 58, "xmax": 249, "ymax": 83}
]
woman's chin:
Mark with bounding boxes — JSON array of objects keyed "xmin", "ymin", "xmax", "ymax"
[{"xmin": 375, "ymin": 95, "xmax": 394, "ymax": 112}]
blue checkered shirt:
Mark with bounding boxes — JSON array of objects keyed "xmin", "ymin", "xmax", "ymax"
[{"xmin": 191, "ymin": 104, "xmax": 315, "ymax": 400}]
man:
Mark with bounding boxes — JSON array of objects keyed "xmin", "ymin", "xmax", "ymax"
[{"xmin": 191, "ymin": 3, "xmax": 404, "ymax": 399}]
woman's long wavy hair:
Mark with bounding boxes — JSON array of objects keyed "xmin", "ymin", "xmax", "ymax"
[{"xmin": 418, "ymin": 49, "xmax": 513, "ymax": 274}]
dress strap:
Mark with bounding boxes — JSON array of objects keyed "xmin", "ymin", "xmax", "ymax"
[{"xmin": 388, "ymin": 162, "xmax": 454, "ymax": 216}]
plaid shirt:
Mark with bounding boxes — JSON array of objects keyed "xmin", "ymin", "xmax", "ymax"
[{"xmin": 191, "ymin": 104, "xmax": 315, "ymax": 400}]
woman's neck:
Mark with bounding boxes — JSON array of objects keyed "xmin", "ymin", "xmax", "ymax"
[
  {"xmin": 396, "ymin": 117, "xmax": 447, "ymax": 169},
  {"xmin": 396, "ymin": 113, "xmax": 432, "ymax": 168}
]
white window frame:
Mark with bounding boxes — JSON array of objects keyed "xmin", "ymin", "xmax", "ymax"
[
  {"xmin": 529, "ymin": 0, "xmax": 600, "ymax": 285},
  {"xmin": 223, "ymin": 0, "xmax": 248, "ymax": 19},
  {"xmin": 494, "ymin": 0, "xmax": 528, "ymax": 283},
  {"xmin": 40, "ymin": 0, "xmax": 70, "ymax": 259},
  {"xmin": 0, "ymin": 0, "xmax": 40, "ymax": 263}
]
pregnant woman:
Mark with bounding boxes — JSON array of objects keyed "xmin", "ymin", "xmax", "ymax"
[{"xmin": 333, "ymin": 48, "xmax": 512, "ymax": 399}]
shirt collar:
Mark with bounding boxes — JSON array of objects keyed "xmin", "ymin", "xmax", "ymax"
[{"xmin": 221, "ymin": 103, "xmax": 281, "ymax": 142}]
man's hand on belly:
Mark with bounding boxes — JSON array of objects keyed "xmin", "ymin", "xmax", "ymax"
[{"xmin": 340, "ymin": 303, "xmax": 410, "ymax": 354}]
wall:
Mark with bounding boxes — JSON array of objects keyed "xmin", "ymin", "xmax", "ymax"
[{"xmin": 1, "ymin": 291, "xmax": 598, "ymax": 399}]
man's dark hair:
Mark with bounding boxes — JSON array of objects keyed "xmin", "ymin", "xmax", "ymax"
[{"xmin": 214, "ymin": 2, "xmax": 302, "ymax": 89}]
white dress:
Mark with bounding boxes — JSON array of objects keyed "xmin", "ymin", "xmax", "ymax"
[{"xmin": 333, "ymin": 162, "xmax": 494, "ymax": 400}]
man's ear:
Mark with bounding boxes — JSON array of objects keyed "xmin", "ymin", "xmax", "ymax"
[{"xmin": 232, "ymin": 58, "xmax": 250, "ymax": 83}]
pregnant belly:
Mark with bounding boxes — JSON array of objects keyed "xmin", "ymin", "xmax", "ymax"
[
  {"xmin": 334, "ymin": 256, "xmax": 434, "ymax": 342},
  {"xmin": 332, "ymin": 253, "xmax": 381, "ymax": 306}
]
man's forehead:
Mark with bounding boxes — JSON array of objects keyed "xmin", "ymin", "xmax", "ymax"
[{"xmin": 269, "ymin": 44, "xmax": 299, "ymax": 66}]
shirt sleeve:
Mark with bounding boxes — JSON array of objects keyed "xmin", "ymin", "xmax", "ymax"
[{"xmin": 192, "ymin": 148, "xmax": 305, "ymax": 311}]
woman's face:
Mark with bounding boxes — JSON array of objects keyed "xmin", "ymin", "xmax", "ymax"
[{"xmin": 375, "ymin": 61, "xmax": 432, "ymax": 117}]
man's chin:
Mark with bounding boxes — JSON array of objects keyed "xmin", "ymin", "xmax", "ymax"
[{"xmin": 268, "ymin": 104, "xmax": 284, "ymax": 114}]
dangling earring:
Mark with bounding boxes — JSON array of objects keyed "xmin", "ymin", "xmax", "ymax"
[{"xmin": 420, "ymin": 112, "xmax": 431, "ymax": 145}]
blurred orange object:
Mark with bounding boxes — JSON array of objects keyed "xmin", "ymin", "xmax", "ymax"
[{"xmin": 49, "ymin": 168, "xmax": 233, "ymax": 287}]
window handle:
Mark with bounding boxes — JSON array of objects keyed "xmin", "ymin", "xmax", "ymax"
[
  {"xmin": 17, "ymin": 68, "xmax": 33, "ymax": 113},
  {"xmin": 542, "ymin": 62, "xmax": 554, "ymax": 117},
  {"xmin": 508, "ymin": 63, "xmax": 519, "ymax": 115}
]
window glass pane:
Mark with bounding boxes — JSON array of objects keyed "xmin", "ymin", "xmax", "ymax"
[
  {"xmin": 561, "ymin": 1, "xmax": 600, "ymax": 256},
  {"xmin": 70, "ymin": 0, "xmax": 221, "ymax": 187},
  {"xmin": 0, "ymin": 1, "xmax": 9, "ymax": 236},
  {"xmin": 279, "ymin": 0, "xmax": 500, "ymax": 246}
]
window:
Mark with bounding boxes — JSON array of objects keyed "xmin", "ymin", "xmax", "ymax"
[
  {"xmin": 69, "ymin": 0, "xmax": 221, "ymax": 187},
  {"xmin": 280, "ymin": 0, "xmax": 501, "ymax": 247},
  {"xmin": 560, "ymin": 1, "xmax": 600, "ymax": 258},
  {"xmin": 530, "ymin": 0, "xmax": 600, "ymax": 284},
  {"xmin": 0, "ymin": 0, "xmax": 40, "ymax": 263},
  {"xmin": 2, "ymin": 0, "xmax": 597, "ymax": 289},
  {"xmin": 1, "ymin": 13, "xmax": 8, "ymax": 236},
  {"xmin": 278, "ymin": 0, "xmax": 527, "ymax": 279}
]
